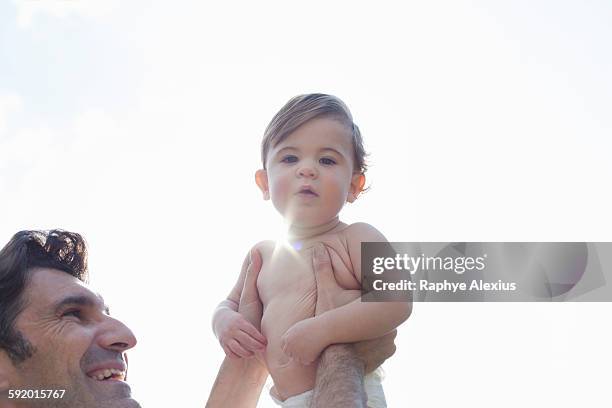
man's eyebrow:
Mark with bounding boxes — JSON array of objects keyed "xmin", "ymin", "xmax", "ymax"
[{"xmin": 54, "ymin": 295, "xmax": 110, "ymax": 315}]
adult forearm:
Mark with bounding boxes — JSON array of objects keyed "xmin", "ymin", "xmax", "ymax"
[
  {"xmin": 206, "ymin": 356, "xmax": 268, "ymax": 408},
  {"xmin": 311, "ymin": 344, "xmax": 367, "ymax": 408}
]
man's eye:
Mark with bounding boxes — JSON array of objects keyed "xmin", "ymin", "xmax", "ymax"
[
  {"xmin": 62, "ymin": 309, "xmax": 82, "ymax": 318},
  {"xmin": 281, "ymin": 155, "xmax": 298, "ymax": 164},
  {"xmin": 319, "ymin": 157, "xmax": 336, "ymax": 165}
]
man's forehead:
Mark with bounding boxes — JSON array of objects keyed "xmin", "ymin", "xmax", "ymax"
[{"xmin": 26, "ymin": 267, "xmax": 105, "ymax": 308}]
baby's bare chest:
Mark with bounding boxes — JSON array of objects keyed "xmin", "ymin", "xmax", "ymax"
[{"xmin": 256, "ymin": 236, "xmax": 360, "ymax": 307}]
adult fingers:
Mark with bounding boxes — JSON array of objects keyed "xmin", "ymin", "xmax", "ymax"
[
  {"xmin": 312, "ymin": 243, "xmax": 336, "ymax": 290},
  {"xmin": 241, "ymin": 249, "xmax": 263, "ymax": 305},
  {"xmin": 228, "ymin": 339, "xmax": 253, "ymax": 358},
  {"xmin": 354, "ymin": 330, "xmax": 398, "ymax": 373},
  {"xmin": 377, "ymin": 329, "xmax": 397, "ymax": 356},
  {"xmin": 313, "ymin": 243, "xmax": 345, "ymax": 314}
]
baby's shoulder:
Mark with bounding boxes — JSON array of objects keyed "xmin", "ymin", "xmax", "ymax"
[
  {"xmin": 341, "ymin": 222, "xmax": 387, "ymax": 243},
  {"xmin": 325, "ymin": 223, "xmax": 388, "ymax": 280},
  {"xmin": 251, "ymin": 240, "xmax": 275, "ymax": 258},
  {"xmin": 252, "ymin": 239, "xmax": 275, "ymax": 250}
]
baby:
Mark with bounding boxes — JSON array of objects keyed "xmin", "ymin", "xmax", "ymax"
[{"xmin": 212, "ymin": 94, "xmax": 411, "ymax": 407}]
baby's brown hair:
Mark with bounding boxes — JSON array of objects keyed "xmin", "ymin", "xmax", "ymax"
[{"xmin": 261, "ymin": 94, "xmax": 367, "ymax": 173}]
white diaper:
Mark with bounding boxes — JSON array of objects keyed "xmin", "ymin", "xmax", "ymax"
[{"xmin": 270, "ymin": 368, "xmax": 386, "ymax": 408}]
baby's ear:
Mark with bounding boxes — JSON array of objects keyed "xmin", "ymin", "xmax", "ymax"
[
  {"xmin": 347, "ymin": 173, "xmax": 366, "ymax": 203},
  {"xmin": 255, "ymin": 169, "xmax": 270, "ymax": 200}
]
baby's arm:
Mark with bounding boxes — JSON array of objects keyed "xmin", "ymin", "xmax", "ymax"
[
  {"xmin": 281, "ymin": 223, "xmax": 411, "ymax": 364},
  {"xmin": 212, "ymin": 247, "xmax": 267, "ymax": 358}
]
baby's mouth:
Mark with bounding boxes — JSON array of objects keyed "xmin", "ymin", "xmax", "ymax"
[{"xmin": 298, "ymin": 188, "xmax": 318, "ymax": 196}]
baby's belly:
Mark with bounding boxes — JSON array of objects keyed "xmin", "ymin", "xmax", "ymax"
[{"xmin": 261, "ymin": 288, "xmax": 317, "ymax": 400}]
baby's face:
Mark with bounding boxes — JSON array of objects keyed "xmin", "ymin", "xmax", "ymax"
[{"xmin": 258, "ymin": 117, "xmax": 363, "ymax": 227}]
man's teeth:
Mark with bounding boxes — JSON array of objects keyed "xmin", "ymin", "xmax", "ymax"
[{"xmin": 89, "ymin": 368, "xmax": 124, "ymax": 380}]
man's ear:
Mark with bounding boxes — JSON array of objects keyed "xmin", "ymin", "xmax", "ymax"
[
  {"xmin": 255, "ymin": 169, "xmax": 270, "ymax": 200},
  {"xmin": 347, "ymin": 173, "xmax": 366, "ymax": 203},
  {"xmin": 0, "ymin": 353, "xmax": 18, "ymax": 408},
  {"xmin": 0, "ymin": 351, "xmax": 13, "ymax": 394}
]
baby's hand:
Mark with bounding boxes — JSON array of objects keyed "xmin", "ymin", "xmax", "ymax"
[
  {"xmin": 216, "ymin": 310, "xmax": 267, "ymax": 358},
  {"xmin": 281, "ymin": 317, "xmax": 328, "ymax": 365}
]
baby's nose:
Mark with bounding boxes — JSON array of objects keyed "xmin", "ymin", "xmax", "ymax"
[{"xmin": 298, "ymin": 166, "xmax": 317, "ymax": 178}]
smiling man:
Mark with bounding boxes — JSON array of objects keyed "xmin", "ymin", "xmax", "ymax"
[{"xmin": 0, "ymin": 230, "xmax": 139, "ymax": 408}]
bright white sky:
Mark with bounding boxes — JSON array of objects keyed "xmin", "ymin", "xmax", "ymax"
[{"xmin": 1, "ymin": 1, "xmax": 611, "ymax": 407}]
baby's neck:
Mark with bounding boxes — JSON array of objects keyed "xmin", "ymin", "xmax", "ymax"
[{"xmin": 287, "ymin": 217, "xmax": 343, "ymax": 242}]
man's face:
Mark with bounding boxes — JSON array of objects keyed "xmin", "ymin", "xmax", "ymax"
[
  {"xmin": 2, "ymin": 268, "xmax": 139, "ymax": 408},
  {"xmin": 260, "ymin": 117, "xmax": 363, "ymax": 227}
]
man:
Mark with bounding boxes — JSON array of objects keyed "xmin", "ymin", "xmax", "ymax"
[
  {"xmin": 0, "ymin": 229, "xmax": 394, "ymax": 408},
  {"xmin": 0, "ymin": 230, "xmax": 140, "ymax": 408},
  {"xmin": 206, "ymin": 243, "xmax": 397, "ymax": 407}
]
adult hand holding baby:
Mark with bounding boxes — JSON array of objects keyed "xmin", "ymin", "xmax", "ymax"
[
  {"xmin": 281, "ymin": 243, "xmax": 397, "ymax": 372},
  {"xmin": 238, "ymin": 249, "xmax": 265, "ymax": 332},
  {"xmin": 280, "ymin": 243, "xmax": 362, "ymax": 364},
  {"xmin": 208, "ymin": 243, "xmax": 397, "ymax": 407},
  {"xmin": 312, "ymin": 242, "xmax": 398, "ymax": 374},
  {"xmin": 214, "ymin": 249, "xmax": 267, "ymax": 359},
  {"xmin": 310, "ymin": 242, "xmax": 397, "ymax": 408},
  {"xmin": 206, "ymin": 249, "xmax": 268, "ymax": 407}
]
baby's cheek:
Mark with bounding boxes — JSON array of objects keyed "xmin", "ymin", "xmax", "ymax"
[
  {"xmin": 322, "ymin": 184, "xmax": 348, "ymax": 211},
  {"xmin": 270, "ymin": 179, "xmax": 289, "ymax": 203}
]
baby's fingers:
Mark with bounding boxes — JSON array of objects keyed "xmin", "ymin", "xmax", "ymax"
[
  {"xmin": 239, "ymin": 320, "xmax": 267, "ymax": 345},
  {"xmin": 228, "ymin": 339, "xmax": 253, "ymax": 358},
  {"xmin": 236, "ymin": 330, "xmax": 266, "ymax": 352}
]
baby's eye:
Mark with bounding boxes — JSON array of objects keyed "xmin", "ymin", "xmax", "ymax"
[
  {"xmin": 319, "ymin": 157, "xmax": 336, "ymax": 165},
  {"xmin": 281, "ymin": 155, "xmax": 298, "ymax": 164}
]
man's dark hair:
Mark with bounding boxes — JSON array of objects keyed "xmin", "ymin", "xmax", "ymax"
[{"xmin": 0, "ymin": 229, "xmax": 88, "ymax": 364}]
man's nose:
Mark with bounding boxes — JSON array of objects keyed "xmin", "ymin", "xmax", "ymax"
[
  {"xmin": 297, "ymin": 164, "xmax": 318, "ymax": 179},
  {"xmin": 97, "ymin": 315, "xmax": 138, "ymax": 352}
]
